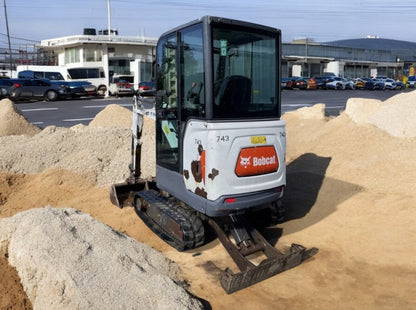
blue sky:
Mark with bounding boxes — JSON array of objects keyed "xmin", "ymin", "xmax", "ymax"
[{"xmin": 2, "ymin": 0, "xmax": 416, "ymax": 48}]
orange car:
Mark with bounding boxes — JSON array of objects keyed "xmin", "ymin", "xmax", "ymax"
[
  {"xmin": 355, "ymin": 79, "xmax": 365, "ymax": 89},
  {"xmin": 306, "ymin": 77, "xmax": 317, "ymax": 89}
]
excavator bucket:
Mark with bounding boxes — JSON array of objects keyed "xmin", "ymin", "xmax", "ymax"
[
  {"xmin": 208, "ymin": 215, "xmax": 318, "ymax": 294},
  {"xmin": 110, "ymin": 179, "xmax": 152, "ymax": 208}
]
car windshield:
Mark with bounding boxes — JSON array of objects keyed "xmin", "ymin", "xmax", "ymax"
[{"xmin": 212, "ymin": 24, "xmax": 279, "ymax": 119}]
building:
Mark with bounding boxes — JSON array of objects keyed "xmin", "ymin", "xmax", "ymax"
[
  {"xmin": 9, "ymin": 30, "xmax": 416, "ymax": 85},
  {"xmin": 38, "ymin": 29, "xmax": 157, "ymax": 93},
  {"xmin": 282, "ymin": 37, "xmax": 416, "ymax": 78}
]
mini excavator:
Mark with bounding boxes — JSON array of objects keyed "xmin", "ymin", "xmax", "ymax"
[{"xmin": 110, "ymin": 16, "xmax": 317, "ymax": 294}]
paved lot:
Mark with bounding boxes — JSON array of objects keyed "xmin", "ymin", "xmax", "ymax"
[{"xmin": 14, "ymin": 89, "xmax": 409, "ymax": 127}]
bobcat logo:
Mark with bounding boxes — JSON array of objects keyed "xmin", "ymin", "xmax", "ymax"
[
  {"xmin": 240, "ymin": 156, "xmax": 251, "ymax": 168},
  {"xmin": 235, "ymin": 146, "xmax": 279, "ymax": 177}
]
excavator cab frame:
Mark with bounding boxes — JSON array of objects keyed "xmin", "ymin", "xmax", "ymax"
[{"xmin": 154, "ymin": 16, "xmax": 284, "ymax": 216}]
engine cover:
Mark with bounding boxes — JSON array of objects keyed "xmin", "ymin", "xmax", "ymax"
[{"xmin": 182, "ymin": 119, "xmax": 286, "ymax": 202}]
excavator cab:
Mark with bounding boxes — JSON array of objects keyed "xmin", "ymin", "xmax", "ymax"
[
  {"xmin": 154, "ymin": 16, "xmax": 285, "ymax": 216},
  {"xmin": 110, "ymin": 16, "xmax": 317, "ymax": 294}
]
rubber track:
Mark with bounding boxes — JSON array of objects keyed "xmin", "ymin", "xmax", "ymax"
[
  {"xmin": 135, "ymin": 190, "xmax": 205, "ymax": 251},
  {"xmin": 167, "ymin": 199, "xmax": 205, "ymax": 248}
]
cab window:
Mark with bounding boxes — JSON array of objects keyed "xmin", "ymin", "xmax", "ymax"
[
  {"xmin": 180, "ymin": 23, "xmax": 205, "ymax": 120},
  {"xmin": 155, "ymin": 34, "xmax": 179, "ymax": 171}
]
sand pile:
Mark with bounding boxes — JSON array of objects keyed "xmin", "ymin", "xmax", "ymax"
[
  {"xmin": 345, "ymin": 91, "xmax": 416, "ymax": 137},
  {"xmin": 89, "ymin": 103, "xmax": 132, "ymax": 129},
  {"xmin": 1, "ymin": 92, "xmax": 416, "ymax": 310},
  {"xmin": 0, "ymin": 100, "xmax": 201, "ymax": 309},
  {"xmin": 284, "ymin": 91, "xmax": 416, "ymax": 196},
  {"xmin": 0, "ymin": 207, "xmax": 203, "ymax": 310},
  {"xmin": 0, "ymin": 99, "xmax": 41, "ymax": 137},
  {"xmin": 0, "ymin": 102, "xmax": 155, "ymax": 186}
]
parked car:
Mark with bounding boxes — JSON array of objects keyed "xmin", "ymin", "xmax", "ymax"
[
  {"xmin": 372, "ymin": 78, "xmax": 385, "ymax": 90},
  {"xmin": 354, "ymin": 78, "xmax": 366, "ymax": 89},
  {"xmin": 292, "ymin": 77, "xmax": 308, "ymax": 89},
  {"xmin": 8, "ymin": 78, "xmax": 68, "ymax": 102},
  {"xmin": 395, "ymin": 80, "xmax": 406, "ymax": 90},
  {"xmin": 325, "ymin": 78, "xmax": 338, "ymax": 89},
  {"xmin": 18, "ymin": 69, "xmax": 65, "ymax": 81},
  {"xmin": 361, "ymin": 77, "xmax": 376, "ymax": 90},
  {"xmin": 109, "ymin": 75, "xmax": 135, "ymax": 96},
  {"xmin": 326, "ymin": 77, "xmax": 354, "ymax": 90},
  {"xmin": 382, "ymin": 78, "xmax": 398, "ymax": 90},
  {"xmin": 406, "ymin": 75, "xmax": 416, "ymax": 88},
  {"xmin": 138, "ymin": 81, "xmax": 156, "ymax": 96},
  {"xmin": 281, "ymin": 77, "xmax": 294, "ymax": 90},
  {"xmin": 313, "ymin": 76, "xmax": 332, "ymax": 89},
  {"xmin": 18, "ymin": 69, "xmax": 97, "ymax": 97},
  {"xmin": 305, "ymin": 77, "xmax": 317, "ymax": 90},
  {"xmin": 50, "ymin": 80, "xmax": 97, "ymax": 98},
  {"xmin": 344, "ymin": 79, "xmax": 356, "ymax": 90},
  {"xmin": 0, "ymin": 78, "xmax": 14, "ymax": 99}
]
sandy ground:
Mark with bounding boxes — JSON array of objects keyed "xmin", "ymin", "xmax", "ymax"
[{"xmin": 0, "ymin": 93, "xmax": 416, "ymax": 309}]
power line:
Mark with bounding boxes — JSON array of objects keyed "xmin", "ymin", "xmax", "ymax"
[
  {"xmin": 0, "ymin": 32, "xmax": 40, "ymax": 43},
  {"xmin": 3, "ymin": 0, "xmax": 12, "ymax": 73}
]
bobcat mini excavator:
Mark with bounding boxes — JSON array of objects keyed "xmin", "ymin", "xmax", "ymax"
[{"xmin": 110, "ymin": 16, "xmax": 317, "ymax": 294}]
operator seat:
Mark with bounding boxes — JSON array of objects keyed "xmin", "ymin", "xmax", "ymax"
[{"xmin": 216, "ymin": 75, "xmax": 252, "ymax": 117}]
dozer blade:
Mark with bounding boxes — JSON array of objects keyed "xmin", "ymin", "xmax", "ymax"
[
  {"xmin": 220, "ymin": 244, "xmax": 318, "ymax": 294},
  {"xmin": 208, "ymin": 215, "xmax": 318, "ymax": 294}
]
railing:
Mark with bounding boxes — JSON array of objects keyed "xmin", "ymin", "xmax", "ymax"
[{"xmin": 41, "ymin": 35, "xmax": 158, "ymax": 47}]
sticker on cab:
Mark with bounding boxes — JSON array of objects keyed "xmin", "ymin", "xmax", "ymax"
[{"xmin": 251, "ymin": 136, "xmax": 267, "ymax": 144}]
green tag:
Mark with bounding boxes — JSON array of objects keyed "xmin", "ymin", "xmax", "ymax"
[{"xmin": 220, "ymin": 39, "xmax": 227, "ymax": 56}]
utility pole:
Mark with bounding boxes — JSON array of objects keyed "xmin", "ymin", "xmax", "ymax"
[
  {"xmin": 107, "ymin": 0, "xmax": 111, "ymax": 40},
  {"xmin": 3, "ymin": 0, "xmax": 13, "ymax": 76}
]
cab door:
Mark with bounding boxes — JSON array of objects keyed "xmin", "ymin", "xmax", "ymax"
[
  {"xmin": 155, "ymin": 33, "xmax": 180, "ymax": 172},
  {"xmin": 155, "ymin": 23, "xmax": 206, "ymax": 174}
]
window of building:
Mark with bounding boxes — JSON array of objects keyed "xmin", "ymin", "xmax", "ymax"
[
  {"xmin": 65, "ymin": 47, "xmax": 80, "ymax": 64},
  {"xmin": 84, "ymin": 48, "xmax": 103, "ymax": 62}
]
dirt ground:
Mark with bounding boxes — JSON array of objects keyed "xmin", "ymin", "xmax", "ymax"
[{"xmin": 1, "ymin": 94, "xmax": 416, "ymax": 309}]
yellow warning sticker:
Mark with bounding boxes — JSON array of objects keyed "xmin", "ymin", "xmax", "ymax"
[
  {"xmin": 164, "ymin": 125, "xmax": 170, "ymax": 135},
  {"xmin": 251, "ymin": 136, "xmax": 267, "ymax": 144}
]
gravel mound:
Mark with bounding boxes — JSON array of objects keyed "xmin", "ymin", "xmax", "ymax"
[
  {"xmin": 0, "ymin": 99, "xmax": 41, "ymax": 137},
  {"xmin": 0, "ymin": 207, "xmax": 203, "ymax": 310}
]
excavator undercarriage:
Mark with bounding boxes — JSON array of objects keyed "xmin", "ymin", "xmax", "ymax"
[{"xmin": 110, "ymin": 179, "xmax": 318, "ymax": 294}]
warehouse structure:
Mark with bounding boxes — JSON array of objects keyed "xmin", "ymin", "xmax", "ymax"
[{"xmin": 3, "ymin": 29, "xmax": 416, "ymax": 83}]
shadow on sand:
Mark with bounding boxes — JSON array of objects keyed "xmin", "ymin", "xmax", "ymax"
[{"xmin": 261, "ymin": 153, "xmax": 363, "ymax": 245}]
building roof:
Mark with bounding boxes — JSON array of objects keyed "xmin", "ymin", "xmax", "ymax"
[
  {"xmin": 324, "ymin": 37, "xmax": 416, "ymax": 51},
  {"xmin": 323, "ymin": 38, "xmax": 416, "ymax": 62},
  {"xmin": 41, "ymin": 34, "xmax": 158, "ymax": 49}
]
